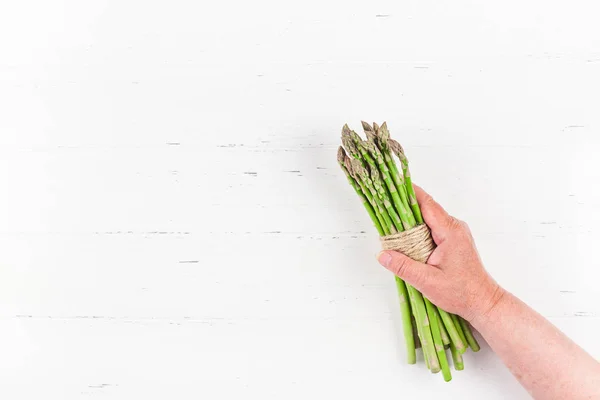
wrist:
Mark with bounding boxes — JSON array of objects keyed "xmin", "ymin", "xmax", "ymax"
[{"xmin": 468, "ymin": 283, "xmax": 508, "ymax": 329}]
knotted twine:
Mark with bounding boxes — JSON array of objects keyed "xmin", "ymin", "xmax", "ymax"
[{"xmin": 380, "ymin": 224, "xmax": 435, "ymax": 263}]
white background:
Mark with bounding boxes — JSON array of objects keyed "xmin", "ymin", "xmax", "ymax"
[{"xmin": 1, "ymin": 1, "xmax": 599, "ymax": 399}]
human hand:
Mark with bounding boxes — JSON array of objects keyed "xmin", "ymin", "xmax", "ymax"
[{"xmin": 377, "ymin": 185, "xmax": 505, "ymax": 323}]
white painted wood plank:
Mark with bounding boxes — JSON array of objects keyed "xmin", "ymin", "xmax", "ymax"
[{"xmin": 0, "ymin": 0, "xmax": 599, "ymax": 398}]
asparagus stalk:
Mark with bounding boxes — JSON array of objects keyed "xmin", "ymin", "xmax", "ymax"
[
  {"xmin": 343, "ymin": 128, "xmax": 399, "ymax": 234},
  {"xmin": 362, "ymin": 140, "xmax": 416, "ymax": 230},
  {"xmin": 425, "ymin": 298, "xmax": 452, "ymax": 381},
  {"xmin": 450, "ymin": 342, "xmax": 465, "ymax": 371},
  {"xmin": 395, "ymin": 276, "xmax": 417, "ymax": 364},
  {"xmin": 408, "ymin": 286, "xmax": 440, "ymax": 373},
  {"xmin": 343, "ymin": 155, "xmax": 389, "ymax": 235},
  {"xmin": 376, "ymin": 123, "xmax": 414, "ymax": 219},
  {"xmin": 459, "ymin": 318, "xmax": 481, "ymax": 352},
  {"xmin": 389, "ymin": 138, "xmax": 424, "ymax": 224},
  {"xmin": 434, "ymin": 307, "xmax": 451, "ymax": 346},
  {"xmin": 368, "ymin": 165, "xmax": 404, "ymax": 232},
  {"xmin": 351, "ymin": 159, "xmax": 398, "ymax": 235},
  {"xmin": 337, "ymin": 148, "xmax": 384, "ymax": 236},
  {"xmin": 412, "ymin": 316, "xmax": 421, "ymax": 349},
  {"xmin": 451, "ymin": 314, "xmax": 469, "ymax": 349},
  {"xmin": 438, "ymin": 307, "xmax": 467, "ymax": 354},
  {"xmin": 348, "ymin": 129, "xmax": 378, "ymax": 171}
]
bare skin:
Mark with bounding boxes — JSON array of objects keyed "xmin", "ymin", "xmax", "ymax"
[{"xmin": 377, "ymin": 185, "xmax": 600, "ymax": 400}]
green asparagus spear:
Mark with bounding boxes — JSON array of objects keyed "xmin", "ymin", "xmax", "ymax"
[
  {"xmin": 376, "ymin": 123, "xmax": 414, "ymax": 219},
  {"xmin": 395, "ymin": 276, "xmax": 417, "ymax": 364},
  {"xmin": 408, "ymin": 286, "xmax": 440, "ymax": 373},
  {"xmin": 389, "ymin": 138, "xmax": 424, "ymax": 224},
  {"xmin": 342, "ymin": 153, "xmax": 388, "ymax": 234},
  {"xmin": 425, "ymin": 298, "xmax": 452, "ymax": 381},
  {"xmin": 362, "ymin": 139, "xmax": 416, "ymax": 230},
  {"xmin": 450, "ymin": 342, "xmax": 465, "ymax": 371},
  {"xmin": 337, "ymin": 147, "xmax": 384, "ymax": 236},
  {"xmin": 438, "ymin": 307, "xmax": 467, "ymax": 354},
  {"xmin": 452, "ymin": 314, "xmax": 469, "ymax": 350},
  {"xmin": 459, "ymin": 317, "xmax": 481, "ymax": 352},
  {"xmin": 351, "ymin": 159, "xmax": 398, "ymax": 235},
  {"xmin": 434, "ymin": 307, "xmax": 451, "ymax": 346}
]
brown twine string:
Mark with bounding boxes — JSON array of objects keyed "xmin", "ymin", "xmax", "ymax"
[{"xmin": 380, "ymin": 224, "xmax": 436, "ymax": 263}]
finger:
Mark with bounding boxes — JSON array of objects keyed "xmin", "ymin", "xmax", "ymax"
[
  {"xmin": 378, "ymin": 250, "xmax": 443, "ymax": 294},
  {"xmin": 413, "ymin": 184, "xmax": 453, "ymax": 242}
]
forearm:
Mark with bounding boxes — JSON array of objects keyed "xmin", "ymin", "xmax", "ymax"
[{"xmin": 471, "ymin": 291, "xmax": 600, "ymax": 399}]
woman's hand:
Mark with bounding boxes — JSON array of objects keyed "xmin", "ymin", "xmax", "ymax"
[
  {"xmin": 378, "ymin": 185, "xmax": 600, "ymax": 399},
  {"xmin": 377, "ymin": 185, "xmax": 505, "ymax": 323}
]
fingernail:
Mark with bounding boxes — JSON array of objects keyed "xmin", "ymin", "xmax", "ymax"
[{"xmin": 377, "ymin": 251, "xmax": 392, "ymax": 267}]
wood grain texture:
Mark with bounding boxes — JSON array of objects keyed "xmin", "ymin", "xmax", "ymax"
[{"xmin": 1, "ymin": 1, "xmax": 599, "ymax": 399}]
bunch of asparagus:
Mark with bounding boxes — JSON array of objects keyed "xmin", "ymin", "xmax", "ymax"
[{"xmin": 337, "ymin": 122, "xmax": 480, "ymax": 382}]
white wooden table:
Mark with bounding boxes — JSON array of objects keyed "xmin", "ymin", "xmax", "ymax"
[{"xmin": 1, "ymin": 1, "xmax": 599, "ymax": 398}]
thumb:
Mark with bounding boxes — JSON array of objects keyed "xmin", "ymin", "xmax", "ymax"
[{"xmin": 377, "ymin": 250, "xmax": 442, "ymax": 293}]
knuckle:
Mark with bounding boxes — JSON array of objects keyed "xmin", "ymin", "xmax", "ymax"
[
  {"xmin": 423, "ymin": 193, "xmax": 436, "ymax": 207},
  {"xmin": 445, "ymin": 216, "xmax": 460, "ymax": 231},
  {"xmin": 460, "ymin": 220, "xmax": 471, "ymax": 233},
  {"xmin": 448, "ymin": 216, "xmax": 462, "ymax": 229},
  {"xmin": 449, "ymin": 217, "xmax": 470, "ymax": 234},
  {"xmin": 460, "ymin": 223, "xmax": 470, "ymax": 235}
]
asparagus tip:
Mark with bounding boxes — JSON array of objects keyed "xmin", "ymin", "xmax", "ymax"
[
  {"xmin": 365, "ymin": 130, "xmax": 377, "ymax": 144},
  {"xmin": 342, "ymin": 134, "xmax": 360, "ymax": 159},
  {"xmin": 342, "ymin": 123, "xmax": 351, "ymax": 135},
  {"xmin": 343, "ymin": 154, "xmax": 355, "ymax": 174},
  {"xmin": 350, "ymin": 158, "xmax": 366, "ymax": 180},
  {"xmin": 378, "ymin": 121, "xmax": 390, "ymax": 144},
  {"xmin": 337, "ymin": 146, "xmax": 346, "ymax": 165},
  {"xmin": 368, "ymin": 161, "xmax": 380, "ymax": 181},
  {"xmin": 349, "ymin": 129, "xmax": 363, "ymax": 145},
  {"xmin": 389, "ymin": 138, "xmax": 406, "ymax": 159},
  {"xmin": 361, "ymin": 121, "xmax": 373, "ymax": 132},
  {"xmin": 361, "ymin": 139, "xmax": 376, "ymax": 155}
]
